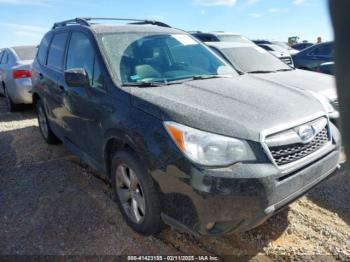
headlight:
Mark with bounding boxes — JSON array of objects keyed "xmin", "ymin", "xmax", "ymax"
[
  {"xmin": 164, "ymin": 122, "xmax": 256, "ymax": 166},
  {"xmin": 311, "ymin": 91, "xmax": 336, "ymax": 114}
]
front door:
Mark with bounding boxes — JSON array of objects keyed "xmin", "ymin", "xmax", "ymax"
[{"xmin": 62, "ymin": 30, "xmax": 108, "ymax": 164}]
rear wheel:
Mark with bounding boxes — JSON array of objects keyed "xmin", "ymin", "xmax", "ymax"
[
  {"xmin": 35, "ymin": 100, "xmax": 60, "ymax": 144},
  {"xmin": 111, "ymin": 149, "xmax": 161, "ymax": 235},
  {"xmin": 4, "ymin": 87, "xmax": 18, "ymax": 112}
]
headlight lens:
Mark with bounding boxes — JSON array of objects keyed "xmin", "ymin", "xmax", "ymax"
[
  {"xmin": 312, "ymin": 91, "xmax": 336, "ymax": 114},
  {"xmin": 164, "ymin": 122, "xmax": 255, "ymax": 166}
]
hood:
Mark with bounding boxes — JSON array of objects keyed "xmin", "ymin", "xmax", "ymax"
[
  {"xmin": 128, "ymin": 75, "xmax": 326, "ymax": 142},
  {"xmin": 252, "ymin": 69, "xmax": 338, "ymax": 101}
]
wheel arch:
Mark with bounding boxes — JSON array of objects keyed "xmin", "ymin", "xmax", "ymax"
[{"xmin": 103, "ymin": 131, "xmax": 147, "ymax": 179}]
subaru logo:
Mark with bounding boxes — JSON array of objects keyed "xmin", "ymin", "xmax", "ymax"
[{"xmin": 298, "ymin": 125, "xmax": 315, "ymax": 143}]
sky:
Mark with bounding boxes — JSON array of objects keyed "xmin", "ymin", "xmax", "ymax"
[{"xmin": 0, "ymin": 0, "xmax": 333, "ymax": 48}]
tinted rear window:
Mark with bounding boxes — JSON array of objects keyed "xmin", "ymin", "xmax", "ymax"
[
  {"xmin": 47, "ymin": 32, "xmax": 68, "ymax": 71},
  {"xmin": 13, "ymin": 46, "xmax": 37, "ymax": 60}
]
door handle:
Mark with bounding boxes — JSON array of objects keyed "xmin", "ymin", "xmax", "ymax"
[{"xmin": 39, "ymin": 73, "xmax": 44, "ymax": 80}]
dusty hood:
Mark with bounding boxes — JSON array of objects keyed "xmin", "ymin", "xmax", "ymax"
[
  {"xmin": 253, "ymin": 69, "xmax": 338, "ymax": 101},
  {"xmin": 128, "ymin": 75, "xmax": 326, "ymax": 142}
]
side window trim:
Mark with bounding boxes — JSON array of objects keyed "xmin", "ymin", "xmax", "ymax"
[
  {"xmin": 63, "ymin": 30, "xmax": 73, "ymax": 71},
  {"xmin": 92, "ymin": 55, "xmax": 106, "ymax": 92}
]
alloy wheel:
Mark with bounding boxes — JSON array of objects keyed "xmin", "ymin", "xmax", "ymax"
[
  {"xmin": 37, "ymin": 105, "xmax": 49, "ymax": 139},
  {"xmin": 116, "ymin": 164, "xmax": 146, "ymax": 224}
]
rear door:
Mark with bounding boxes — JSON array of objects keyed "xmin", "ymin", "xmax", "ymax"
[
  {"xmin": 44, "ymin": 31, "xmax": 70, "ymax": 136},
  {"xmin": 62, "ymin": 30, "xmax": 108, "ymax": 163}
]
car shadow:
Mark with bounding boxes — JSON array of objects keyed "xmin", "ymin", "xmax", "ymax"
[
  {"xmin": 0, "ymin": 97, "xmax": 35, "ymax": 122},
  {"xmin": 307, "ymin": 166, "xmax": 350, "ymax": 226},
  {"xmin": 0, "ymin": 126, "xmax": 176, "ymax": 255}
]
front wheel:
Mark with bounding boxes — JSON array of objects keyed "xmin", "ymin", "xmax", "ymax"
[
  {"xmin": 36, "ymin": 100, "xmax": 60, "ymax": 144},
  {"xmin": 111, "ymin": 149, "xmax": 161, "ymax": 235}
]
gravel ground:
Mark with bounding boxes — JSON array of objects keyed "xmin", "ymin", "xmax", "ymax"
[{"xmin": 0, "ymin": 97, "xmax": 349, "ymax": 260}]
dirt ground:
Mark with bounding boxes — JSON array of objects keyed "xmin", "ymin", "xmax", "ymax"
[{"xmin": 0, "ymin": 97, "xmax": 349, "ymax": 260}]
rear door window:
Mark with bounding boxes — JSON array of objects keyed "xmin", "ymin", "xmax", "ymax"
[
  {"xmin": 37, "ymin": 33, "xmax": 52, "ymax": 65},
  {"xmin": 47, "ymin": 32, "xmax": 69, "ymax": 71}
]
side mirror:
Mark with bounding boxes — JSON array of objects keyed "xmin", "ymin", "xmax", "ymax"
[{"xmin": 64, "ymin": 68, "xmax": 89, "ymax": 88}]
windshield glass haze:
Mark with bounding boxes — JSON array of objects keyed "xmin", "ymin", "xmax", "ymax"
[{"xmin": 99, "ymin": 33, "xmax": 238, "ymax": 84}]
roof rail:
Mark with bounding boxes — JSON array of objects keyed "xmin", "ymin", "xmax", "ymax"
[
  {"xmin": 52, "ymin": 17, "xmax": 171, "ymax": 29},
  {"xmin": 52, "ymin": 18, "xmax": 90, "ymax": 29}
]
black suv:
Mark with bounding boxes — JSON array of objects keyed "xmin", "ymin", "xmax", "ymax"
[{"xmin": 32, "ymin": 18, "xmax": 341, "ymax": 236}]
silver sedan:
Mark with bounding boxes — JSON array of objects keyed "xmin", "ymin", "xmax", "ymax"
[{"xmin": 0, "ymin": 46, "xmax": 37, "ymax": 111}]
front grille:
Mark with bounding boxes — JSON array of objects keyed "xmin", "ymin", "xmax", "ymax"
[
  {"xmin": 269, "ymin": 128, "xmax": 329, "ymax": 166},
  {"xmin": 280, "ymin": 56, "xmax": 293, "ymax": 66}
]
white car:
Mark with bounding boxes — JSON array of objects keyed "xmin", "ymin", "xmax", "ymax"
[
  {"xmin": 272, "ymin": 41, "xmax": 299, "ymax": 55},
  {"xmin": 0, "ymin": 46, "xmax": 37, "ymax": 111},
  {"xmin": 254, "ymin": 42, "xmax": 294, "ymax": 67}
]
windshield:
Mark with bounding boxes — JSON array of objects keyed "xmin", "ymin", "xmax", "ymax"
[
  {"xmin": 216, "ymin": 34, "xmax": 252, "ymax": 44},
  {"xmin": 273, "ymin": 41, "xmax": 293, "ymax": 50},
  {"xmin": 268, "ymin": 44, "xmax": 287, "ymax": 52},
  {"xmin": 99, "ymin": 33, "xmax": 237, "ymax": 84},
  {"xmin": 218, "ymin": 46, "xmax": 291, "ymax": 73}
]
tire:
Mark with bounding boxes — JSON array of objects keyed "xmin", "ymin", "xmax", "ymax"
[
  {"xmin": 4, "ymin": 87, "xmax": 18, "ymax": 112},
  {"xmin": 0, "ymin": 86, "xmax": 4, "ymax": 97},
  {"xmin": 35, "ymin": 100, "xmax": 60, "ymax": 145},
  {"xmin": 111, "ymin": 149, "xmax": 161, "ymax": 235}
]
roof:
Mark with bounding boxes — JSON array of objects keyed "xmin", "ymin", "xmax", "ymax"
[{"xmin": 50, "ymin": 17, "xmax": 183, "ymax": 35}]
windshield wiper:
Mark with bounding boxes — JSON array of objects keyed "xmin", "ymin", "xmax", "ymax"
[
  {"xmin": 276, "ymin": 68, "xmax": 294, "ymax": 72},
  {"xmin": 170, "ymin": 74, "xmax": 232, "ymax": 84},
  {"xmin": 191, "ymin": 74, "xmax": 231, "ymax": 80},
  {"xmin": 122, "ymin": 82, "xmax": 165, "ymax": 87},
  {"xmin": 247, "ymin": 70, "xmax": 276, "ymax": 74}
]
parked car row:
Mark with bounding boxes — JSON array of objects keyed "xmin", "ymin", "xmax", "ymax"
[{"xmin": 1, "ymin": 18, "xmax": 342, "ymax": 237}]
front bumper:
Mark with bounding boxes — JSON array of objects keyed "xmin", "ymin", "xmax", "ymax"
[{"xmin": 156, "ymin": 132, "xmax": 341, "ymax": 236}]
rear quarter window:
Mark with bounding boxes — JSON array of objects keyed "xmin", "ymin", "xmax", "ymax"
[{"xmin": 47, "ymin": 32, "xmax": 69, "ymax": 71}]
